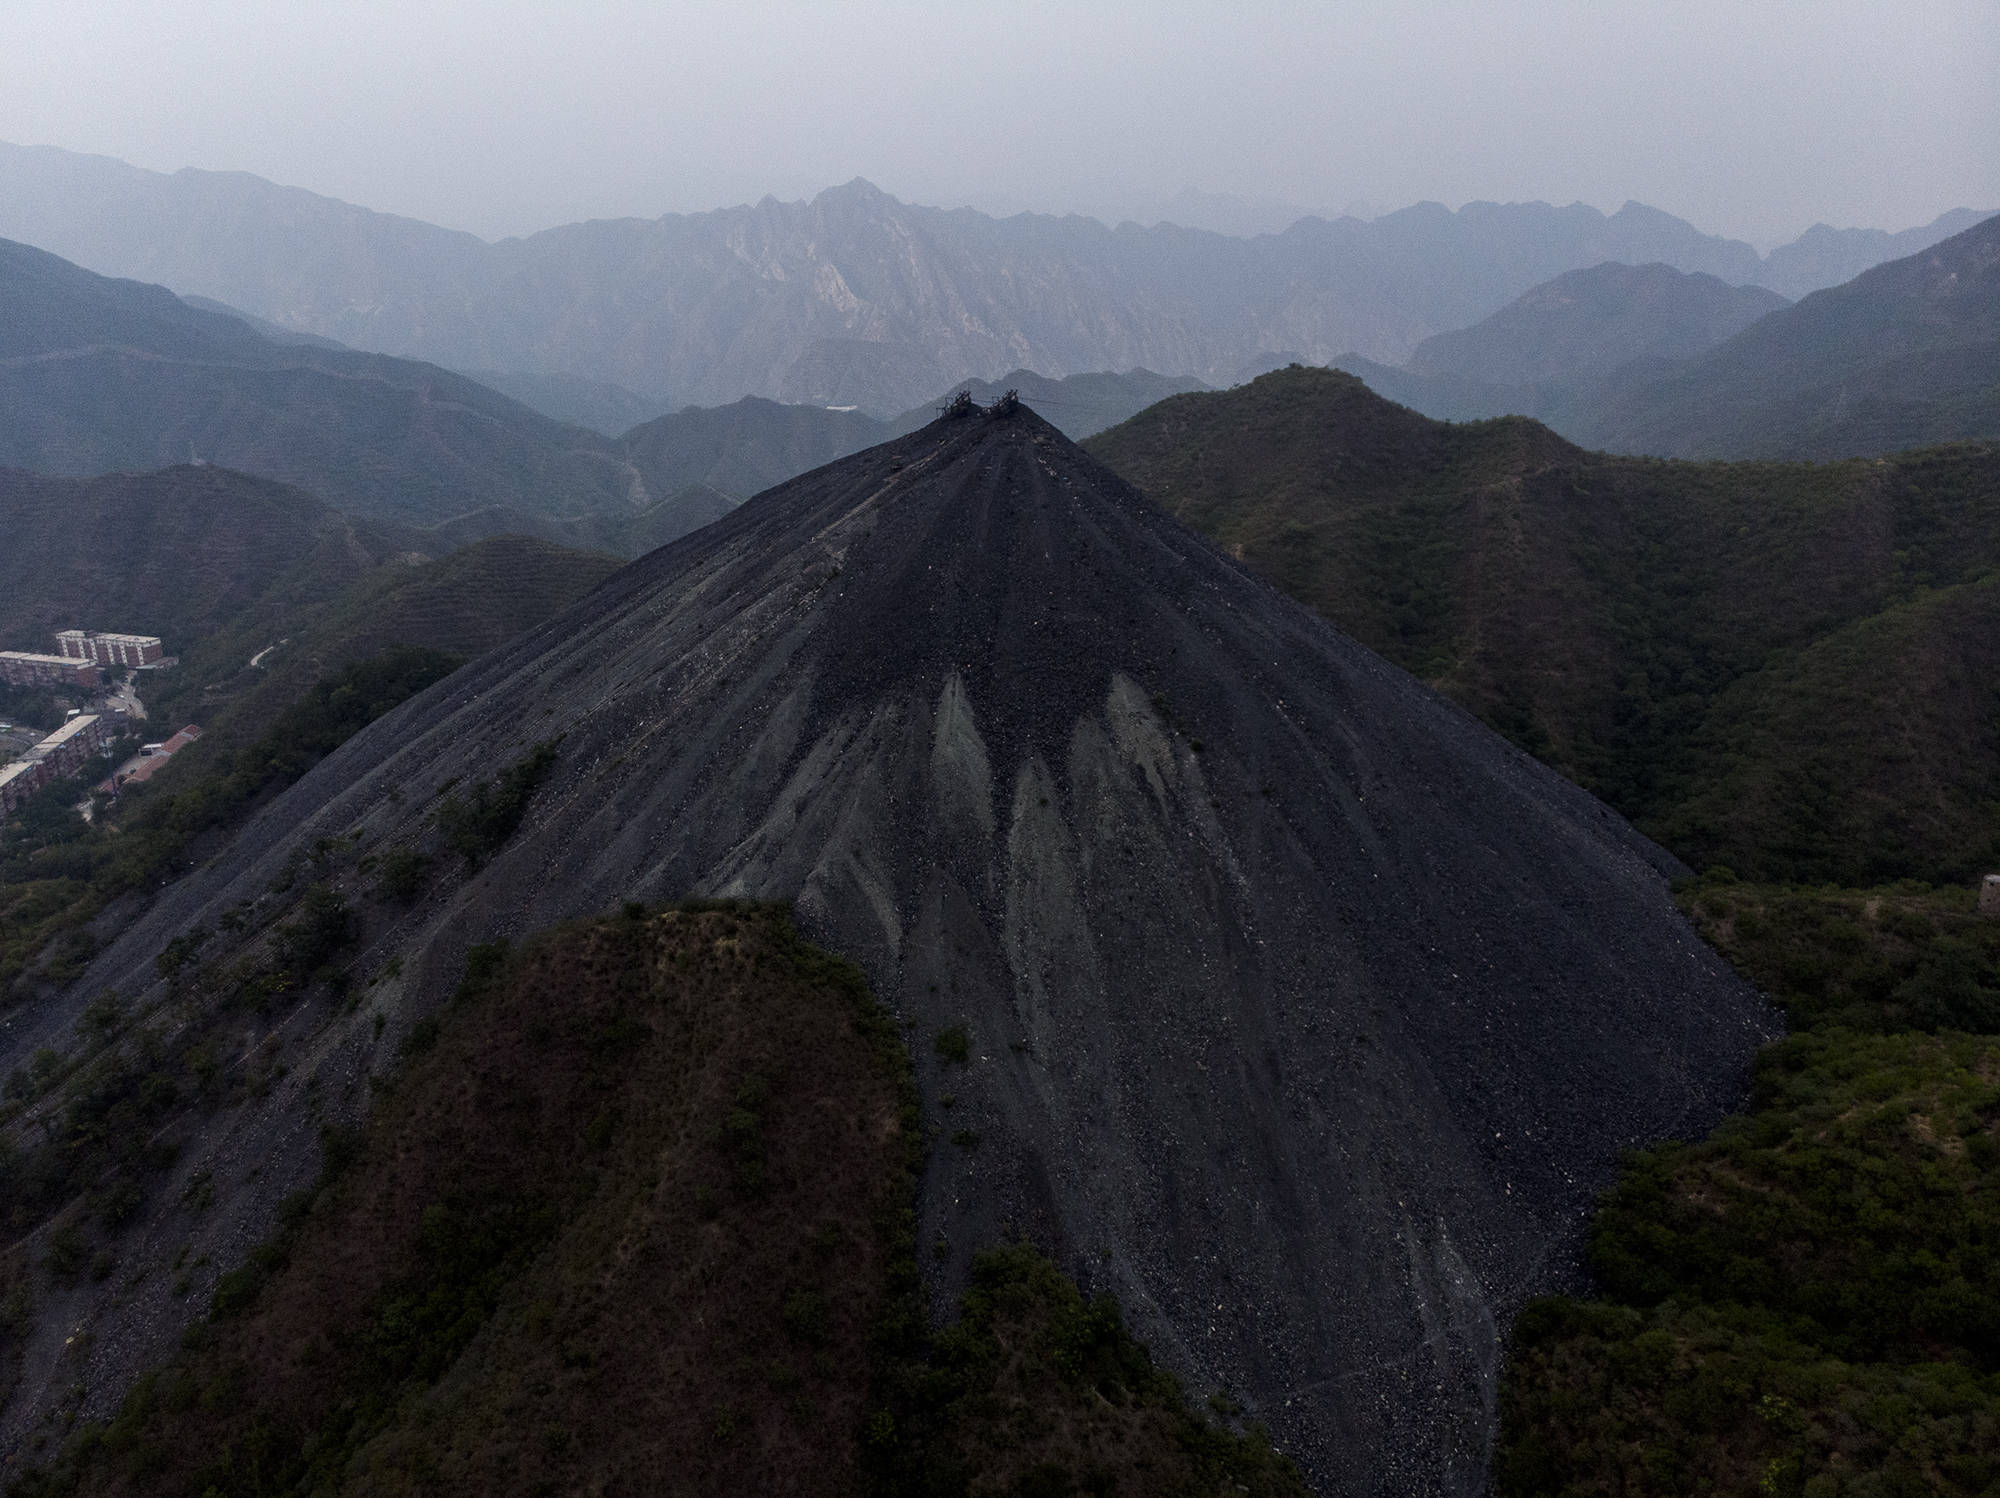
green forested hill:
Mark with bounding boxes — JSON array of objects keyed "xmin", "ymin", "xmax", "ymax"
[
  {"xmin": 1087, "ymin": 366, "xmax": 2000, "ymax": 882},
  {"xmin": 0, "ymin": 464, "xmax": 426, "ymax": 653},
  {"xmin": 0, "ymin": 237, "xmax": 644, "ymax": 527},
  {"xmin": 0, "ymin": 466, "xmax": 621, "ymax": 746},
  {"xmin": 176, "ymin": 532, "xmax": 624, "ymax": 754}
]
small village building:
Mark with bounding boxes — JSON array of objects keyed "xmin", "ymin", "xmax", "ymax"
[{"xmin": 99, "ymin": 724, "xmax": 202, "ymax": 795}]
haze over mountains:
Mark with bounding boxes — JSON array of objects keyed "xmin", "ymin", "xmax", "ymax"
[
  {"xmin": 0, "ymin": 141, "xmax": 1982, "ymax": 415},
  {"xmin": 1573, "ymin": 209, "xmax": 2000, "ymax": 459},
  {"xmin": 1, "ymin": 234, "xmax": 1229, "ymax": 563},
  {"xmin": 0, "ymin": 236, "xmax": 643, "ymax": 528},
  {"xmin": 1408, "ymin": 264, "xmax": 1789, "ymax": 387},
  {"xmin": 1333, "ymin": 210, "xmax": 2000, "ymax": 460}
]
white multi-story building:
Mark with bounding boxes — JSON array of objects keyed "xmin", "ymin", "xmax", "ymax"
[{"xmin": 55, "ymin": 630, "xmax": 166, "ymax": 668}]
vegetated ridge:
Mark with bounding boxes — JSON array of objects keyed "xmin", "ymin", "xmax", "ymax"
[
  {"xmin": 1568, "ymin": 210, "xmax": 2000, "ymax": 459},
  {"xmin": 2, "ymin": 400, "xmax": 1770, "ymax": 1496},
  {"xmin": 1087, "ymin": 366, "xmax": 2000, "ymax": 884},
  {"xmin": 0, "ymin": 465, "xmax": 428, "ymax": 654},
  {"xmin": 1408, "ymin": 262, "xmax": 1788, "ymax": 387},
  {"xmin": 0, "ymin": 464, "xmax": 621, "ymax": 746},
  {"xmin": 1334, "ymin": 261, "xmax": 1788, "ymax": 426},
  {"xmin": 0, "ymin": 238, "xmax": 659, "ymax": 530},
  {"xmin": 1490, "ymin": 876, "xmax": 2000, "ymax": 1493}
]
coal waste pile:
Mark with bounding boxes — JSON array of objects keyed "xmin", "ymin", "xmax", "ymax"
[{"xmin": 53, "ymin": 395, "xmax": 1775, "ymax": 1496}]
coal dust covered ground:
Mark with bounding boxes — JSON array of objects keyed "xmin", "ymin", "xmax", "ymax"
[{"xmin": 30, "ymin": 399, "xmax": 1775, "ymax": 1495}]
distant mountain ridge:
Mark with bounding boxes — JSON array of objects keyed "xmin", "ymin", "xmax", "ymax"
[
  {"xmin": 0, "ymin": 237, "xmax": 1241, "ymax": 558},
  {"xmin": 1755, "ymin": 208, "xmax": 1995, "ymax": 300},
  {"xmin": 1569, "ymin": 210, "xmax": 2000, "ymax": 459},
  {"xmin": 1331, "ymin": 213, "xmax": 2000, "ymax": 459},
  {"xmin": 1406, "ymin": 262, "xmax": 1788, "ymax": 386},
  {"xmin": 0, "ymin": 236, "xmax": 648, "ymax": 528},
  {"xmin": 1, "ymin": 140, "xmax": 1939, "ymax": 414},
  {"xmin": 1326, "ymin": 261, "xmax": 1789, "ymax": 427}
]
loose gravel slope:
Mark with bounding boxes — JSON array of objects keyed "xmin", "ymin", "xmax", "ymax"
[{"xmin": 20, "ymin": 401, "xmax": 1775, "ymax": 1495}]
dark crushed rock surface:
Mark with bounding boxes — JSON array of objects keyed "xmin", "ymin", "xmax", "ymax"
[{"xmin": 17, "ymin": 402, "xmax": 1776, "ymax": 1495}]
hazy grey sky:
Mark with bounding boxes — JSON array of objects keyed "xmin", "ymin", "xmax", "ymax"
[{"xmin": 1, "ymin": 0, "xmax": 1993, "ymax": 248}]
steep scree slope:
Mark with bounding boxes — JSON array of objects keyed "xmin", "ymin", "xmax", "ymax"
[{"xmin": 16, "ymin": 404, "xmax": 1772, "ymax": 1495}]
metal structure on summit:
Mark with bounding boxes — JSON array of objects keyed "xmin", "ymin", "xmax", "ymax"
[{"xmin": 936, "ymin": 388, "xmax": 1020, "ymax": 418}]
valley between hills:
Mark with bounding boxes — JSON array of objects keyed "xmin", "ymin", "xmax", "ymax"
[{"xmin": 0, "ymin": 163, "xmax": 1997, "ymax": 1498}]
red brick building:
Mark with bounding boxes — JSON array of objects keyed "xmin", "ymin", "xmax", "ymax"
[
  {"xmin": 101, "ymin": 724, "xmax": 204, "ymax": 794},
  {"xmin": 0, "ymin": 651, "xmax": 102, "ymax": 690}
]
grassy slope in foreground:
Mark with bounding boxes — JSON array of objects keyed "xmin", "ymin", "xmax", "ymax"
[
  {"xmin": 1086, "ymin": 366, "xmax": 2000, "ymax": 884},
  {"xmin": 13, "ymin": 904, "xmax": 1303, "ymax": 1498}
]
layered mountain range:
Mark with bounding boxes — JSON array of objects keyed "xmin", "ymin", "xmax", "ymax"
[
  {"xmin": 3, "ymin": 141, "xmax": 1978, "ymax": 414},
  {"xmin": 2, "ymin": 135, "xmax": 1996, "ymax": 1496},
  {"xmin": 0, "ymin": 237, "xmax": 1218, "ymax": 556},
  {"xmin": 1335, "ymin": 211, "xmax": 2000, "ymax": 459},
  {"xmin": 0, "ymin": 237, "xmax": 646, "ymax": 528},
  {"xmin": 1574, "ymin": 209, "xmax": 2000, "ymax": 459}
]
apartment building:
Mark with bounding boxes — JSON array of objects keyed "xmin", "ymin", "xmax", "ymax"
[
  {"xmin": 55, "ymin": 630, "xmax": 166, "ymax": 669},
  {"xmin": 0, "ymin": 651, "xmax": 102, "ymax": 690},
  {"xmin": 0, "ymin": 713, "xmax": 111, "ymax": 814}
]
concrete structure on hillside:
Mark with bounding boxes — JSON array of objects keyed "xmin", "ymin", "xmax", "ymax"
[
  {"xmin": 0, "ymin": 713, "xmax": 113, "ymax": 815},
  {"xmin": 55, "ymin": 630, "xmax": 166, "ymax": 669},
  {"xmin": 0, "ymin": 651, "xmax": 102, "ymax": 691},
  {"xmin": 99, "ymin": 724, "xmax": 203, "ymax": 796}
]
